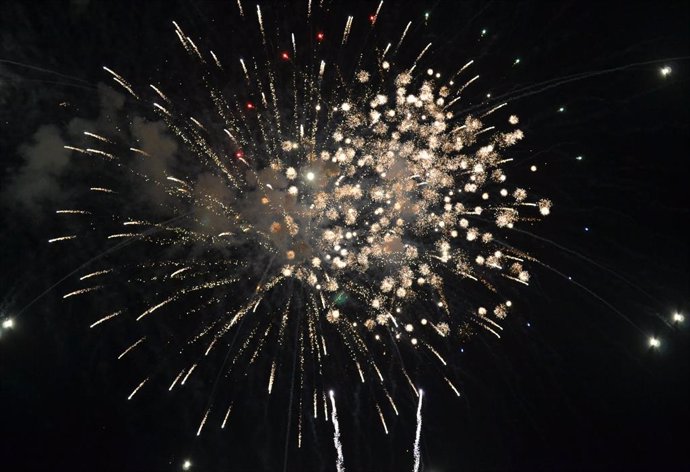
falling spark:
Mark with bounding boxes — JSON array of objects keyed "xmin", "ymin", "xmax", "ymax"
[
  {"xmin": 342, "ymin": 16, "xmax": 354, "ymax": 45},
  {"xmin": 89, "ymin": 311, "xmax": 122, "ymax": 329},
  {"xmin": 80, "ymin": 269, "xmax": 112, "ymax": 281},
  {"xmin": 221, "ymin": 404, "xmax": 233, "ymax": 429},
  {"xmin": 48, "ymin": 235, "xmax": 76, "ymax": 243},
  {"xmin": 196, "ymin": 408, "xmax": 210, "ymax": 436},
  {"xmin": 413, "ymin": 389, "xmax": 424, "ymax": 472},
  {"xmin": 63, "ymin": 286, "xmax": 102, "ymax": 299},
  {"xmin": 127, "ymin": 378, "xmax": 149, "ymax": 400},
  {"xmin": 329, "ymin": 390, "xmax": 345, "ymax": 472},
  {"xmin": 117, "ymin": 337, "xmax": 146, "ymax": 359},
  {"xmin": 376, "ymin": 403, "xmax": 389, "ymax": 434},
  {"xmin": 181, "ymin": 364, "xmax": 197, "ymax": 385}
]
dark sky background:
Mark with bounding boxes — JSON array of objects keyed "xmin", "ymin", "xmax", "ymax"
[{"xmin": 0, "ymin": 1, "xmax": 688, "ymax": 471}]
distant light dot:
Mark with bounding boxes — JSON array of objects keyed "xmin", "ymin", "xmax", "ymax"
[
  {"xmin": 316, "ymin": 32, "xmax": 325, "ymax": 41},
  {"xmin": 584, "ymin": 227, "xmax": 589, "ymax": 232},
  {"xmin": 673, "ymin": 312, "xmax": 685, "ymax": 323},
  {"xmin": 281, "ymin": 51, "xmax": 290, "ymax": 61},
  {"xmin": 481, "ymin": 28, "xmax": 487, "ymax": 36},
  {"xmin": 411, "ymin": 338, "xmax": 418, "ymax": 345},
  {"xmin": 405, "ymin": 323, "xmax": 414, "ymax": 332},
  {"xmin": 421, "ymin": 319, "xmax": 428, "ymax": 325},
  {"xmin": 649, "ymin": 337, "xmax": 660, "ymax": 348},
  {"xmin": 558, "ymin": 107, "xmax": 565, "ymax": 112},
  {"xmin": 182, "ymin": 460, "xmax": 192, "ymax": 470},
  {"xmin": 526, "ymin": 322, "xmax": 531, "ymax": 327},
  {"xmin": 514, "ymin": 58, "xmax": 521, "ymax": 65},
  {"xmin": 660, "ymin": 66, "xmax": 672, "ymax": 77},
  {"xmin": 2, "ymin": 318, "xmax": 14, "ymax": 329},
  {"xmin": 306, "ymin": 171, "xmax": 315, "ymax": 181},
  {"xmin": 530, "ymin": 165, "xmax": 537, "ymax": 172},
  {"xmin": 576, "ymin": 155, "xmax": 583, "ymax": 161}
]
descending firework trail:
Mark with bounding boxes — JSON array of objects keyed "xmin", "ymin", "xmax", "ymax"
[
  {"xmin": 413, "ymin": 389, "xmax": 424, "ymax": 472},
  {"xmin": 53, "ymin": 0, "xmax": 551, "ymax": 447},
  {"xmin": 329, "ymin": 390, "xmax": 345, "ymax": 472}
]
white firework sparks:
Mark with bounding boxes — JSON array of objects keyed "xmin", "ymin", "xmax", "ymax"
[{"xmin": 54, "ymin": 1, "xmax": 552, "ymax": 460}]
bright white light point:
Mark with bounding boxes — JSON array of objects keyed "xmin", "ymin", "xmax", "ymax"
[
  {"xmin": 405, "ymin": 323, "xmax": 414, "ymax": 332},
  {"xmin": 649, "ymin": 337, "xmax": 660, "ymax": 348},
  {"xmin": 514, "ymin": 58, "xmax": 521, "ymax": 65},
  {"xmin": 660, "ymin": 66, "xmax": 672, "ymax": 77},
  {"xmin": 530, "ymin": 165, "xmax": 537, "ymax": 172},
  {"xmin": 2, "ymin": 318, "xmax": 14, "ymax": 329},
  {"xmin": 558, "ymin": 107, "xmax": 565, "ymax": 112},
  {"xmin": 375, "ymin": 334, "xmax": 380, "ymax": 340},
  {"xmin": 506, "ymin": 300, "xmax": 512, "ymax": 307},
  {"xmin": 411, "ymin": 338, "xmax": 418, "ymax": 345},
  {"xmin": 315, "ymin": 104, "xmax": 321, "ymax": 111},
  {"xmin": 306, "ymin": 171, "xmax": 315, "ymax": 181},
  {"xmin": 329, "ymin": 389, "xmax": 334, "ymax": 395},
  {"xmin": 576, "ymin": 155, "xmax": 583, "ymax": 161},
  {"xmin": 182, "ymin": 460, "xmax": 192, "ymax": 470},
  {"xmin": 673, "ymin": 313, "xmax": 684, "ymax": 323},
  {"xmin": 421, "ymin": 319, "xmax": 428, "ymax": 325},
  {"xmin": 427, "ymin": 68, "xmax": 433, "ymax": 76},
  {"xmin": 341, "ymin": 103, "xmax": 351, "ymax": 111},
  {"xmin": 437, "ymin": 302, "xmax": 443, "ymax": 307}
]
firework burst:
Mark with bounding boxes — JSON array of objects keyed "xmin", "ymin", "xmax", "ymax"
[{"xmin": 52, "ymin": 0, "xmax": 551, "ymax": 449}]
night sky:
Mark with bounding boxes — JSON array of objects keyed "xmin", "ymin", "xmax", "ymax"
[{"xmin": 1, "ymin": 1, "xmax": 688, "ymax": 471}]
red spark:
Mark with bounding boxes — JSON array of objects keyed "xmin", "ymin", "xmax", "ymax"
[
  {"xmin": 316, "ymin": 32, "xmax": 324, "ymax": 42},
  {"xmin": 281, "ymin": 51, "xmax": 290, "ymax": 61},
  {"xmin": 246, "ymin": 102, "xmax": 254, "ymax": 110},
  {"xmin": 235, "ymin": 150, "xmax": 244, "ymax": 159}
]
